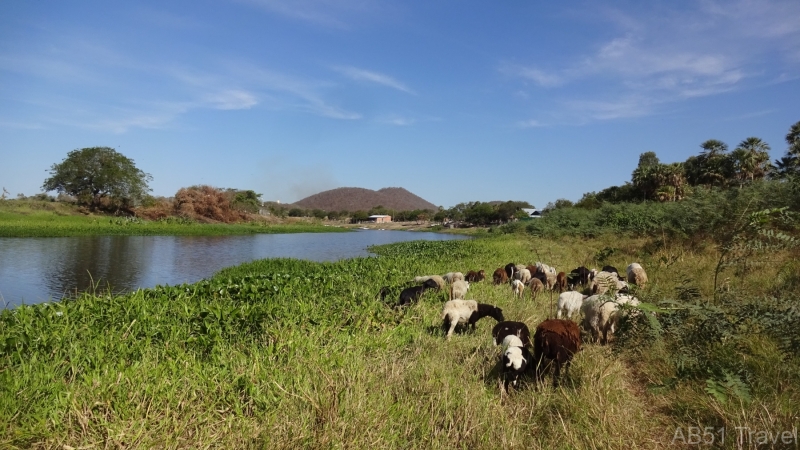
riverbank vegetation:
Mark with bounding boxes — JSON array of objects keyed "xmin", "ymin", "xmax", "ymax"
[
  {"xmin": 0, "ymin": 198, "xmax": 345, "ymax": 237},
  {"xmin": 2, "ymin": 225, "xmax": 798, "ymax": 447}
]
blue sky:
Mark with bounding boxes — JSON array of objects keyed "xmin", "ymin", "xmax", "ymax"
[{"xmin": 1, "ymin": 1, "xmax": 799, "ymax": 209}]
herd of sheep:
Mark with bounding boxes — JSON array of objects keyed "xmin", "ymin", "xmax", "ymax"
[{"xmin": 384, "ymin": 262, "xmax": 649, "ymax": 392}]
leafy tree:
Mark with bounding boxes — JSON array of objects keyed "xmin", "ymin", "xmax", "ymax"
[
  {"xmin": 288, "ymin": 208, "xmax": 305, "ymax": 217},
  {"xmin": 731, "ymin": 137, "xmax": 771, "ymax": 186},
  {"xmin": 637, "ymin": 151, "xmax": 660, "ymax": 169},
  {"xmin": 771, "ymin": 120, "xmax": 800, "ymax": 179},
  {"xmin": 350, "ymin": 210, "xmax": 369, "ymax": 223},
  {"xmin": 42, "ymin": 147, "xmax": 152, "ymax": 210},
  {"xmin": 231, "ymin": 190, "xmax": 263, "ymax": 213},
  {"xmin": 696, "ymin": 139, "xmax": 733, "ymax": 188}
]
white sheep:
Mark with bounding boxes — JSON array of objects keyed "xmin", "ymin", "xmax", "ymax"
[
  {"xmin": 581, "ymin": 294, "xmax": 640, "ymax": 344},
  {"xmin": 510, "ymin": 279, "xmax": 525, "ymax": 298},
  {"xmin": 513, "ymin": 268, "xmax": 532, "ymax": 284},
  {"xmin": 556, "ymin": 291, "xmax": 587, "ymax": 320},
  {"xmin": 413, "ymin": 275, "xmax": 445, "ymax": 290},
  {"xmin": 590, "ymin": 271, "xmax": 621, "ymax": 296},
  {"xmin": 449, "ymin": 280, "xmax": 470, "ymax": 300},
  {"xmin": 626, "ymin": 263, "xmax": 648, "ymax": 289},
  {"xmin": 441, "ymin": 300, "xmax": 477, "ymax": 339},
  {"xmin": 441, "ymin": 299, "xmax": 505, "ymax": 340},
  {"xmin": 442, "ymin": 272, "xmax": 465, "ymax": 284},
  {"xmin": 500, "ymin": 334, "xmax": 524, "ymax": 351},
  {"xmin": 535, "ymin": 262, "xmax": 558, "ymax": 289},
  {"xmin": 597, "ymin": 294, "xmax": 640, "ymax": 344}
]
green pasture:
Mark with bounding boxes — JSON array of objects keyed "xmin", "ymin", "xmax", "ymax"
[{"xmin": 1, "ymin": 234, "xmax": 797, "ymax": 448}]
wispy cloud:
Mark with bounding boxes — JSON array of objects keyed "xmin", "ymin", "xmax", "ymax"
[
  {"xmin": 204, "ymin": 89, "xmax": 258, "ymax": 110},
  {"xmin": 334, "ymin": 66, "xmax": 416, "ymax": 94},
  {"xmin": 380, "ymin": 116, "xmax": 415, "ymax": 126},
  {"xmin": 235, "ymin": 0, "xmax": 384, "ymax": 29},
  {"xmin": 0, "ymin": 31, "xmax": 364, "ymax": 132},
  {"xmin": 501, "ymin": 65, "xmax": 564, "ymax": 88},
  {"xmin": 515, "ymin": 119, "xmax": 546, "ymax": 128},
  {"xmin": 505, "ymin": 0, "xmax": 800, "ymax": 123}
]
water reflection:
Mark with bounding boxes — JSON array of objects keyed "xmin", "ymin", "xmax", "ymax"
[{"xmin": 0, "ymin": 230, "xmax": 469, "ymax": 307}]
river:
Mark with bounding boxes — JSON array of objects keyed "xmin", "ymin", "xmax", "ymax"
[{"xmin": 0, "ymin": 230, "xmax": 470, "ymax": 308}]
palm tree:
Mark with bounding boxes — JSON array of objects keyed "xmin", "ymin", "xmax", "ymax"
[
  {"xmin": 734, "ymin": 137, "xmax": 771, "ymax": 184},
  {"xmin": 698, "ymin": 139, "xmax": 731, "ymax": 187},
  {"xmin": 771, "ymin": 120, "xmax": 800, "ymax": 179}
]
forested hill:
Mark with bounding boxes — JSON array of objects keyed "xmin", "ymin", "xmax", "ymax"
[{"xmin": 293, "ymin": 187, "xmax": 438, "ymax": 212}]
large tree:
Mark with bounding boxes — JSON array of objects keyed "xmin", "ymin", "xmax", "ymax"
[
  {"xmin": 42, "ymin": 147, "xmax": 152, "ymax": 210},
  {"xmin": 771, "ymin": 120, "xmax": 800, "ymax": 179},
  {"xmin": 731, "ymin": 137, "xmax": 771, "ymax": 186}
]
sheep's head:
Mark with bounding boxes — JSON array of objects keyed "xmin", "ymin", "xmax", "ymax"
[
  {"xmin": 492, "ymin": 307, "xmax": 505, "ymax": 322},
  {"xmin": 423, "ymin": 279, "xmax": 439, "ymax": 290}
]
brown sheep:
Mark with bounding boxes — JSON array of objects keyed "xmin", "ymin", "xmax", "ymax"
[
  {"xmin": 493, "ymin": 268, "xmax": 508, "ymax": 285},
  {"xmin": 555, "ymin": 271, "xmax": 567, "ymax": 293},
  {"xmin": 465, "ymin": 270, "xmax": 485, "ymax": 282},
  {"xmin": 532, "ymin": 319, "xmax": 581, "ymax": 388},
  {"xmin": 528, "ymin": 278, "xmax": 544, "ymax": 301}
]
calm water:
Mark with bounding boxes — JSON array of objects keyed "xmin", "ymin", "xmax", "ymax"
[{"xmin": 0, "ymin": 230, "xmax": 469, "ymax": 308}]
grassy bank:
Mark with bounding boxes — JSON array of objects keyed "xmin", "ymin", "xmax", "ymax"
[
  {"xmin": 0, "ymin": 200, "xmax": 347, "ymax": 237},
  {"xmin": 1, "ymin": 235, "xmax": 798, "ymax": 448}
]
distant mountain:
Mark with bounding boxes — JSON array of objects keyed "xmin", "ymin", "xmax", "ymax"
[{"xmin": 293, "ymin": 187, "xmax": 438, "ymax": 212}]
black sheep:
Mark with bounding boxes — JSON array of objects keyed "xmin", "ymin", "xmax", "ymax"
[
  {"xmin": 567, "ymin": 266, "xmax": 591, "ymax": 288},
  {"xmin": 396, "ymin": 278, "xmax": 439, "ymax": 306},
  {"xmin": 492, "ymin": 321, "xmax": 532, "ymax": 348}
]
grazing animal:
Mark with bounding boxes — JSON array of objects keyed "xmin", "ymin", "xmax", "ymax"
[
  {"xmin": 556, "ymin": 291, "xmax": 587, "ymax": 320},
  {"xmin": 502, "ymin": 340, "xmax": 531, "ymax": 392},
  {"xmin": 397, "ymin": 280, "xmax": 438, "ymax": 306},
  {"xmin": 530, "ymin": 270, "xmax": 547, "ymax": 288},
  {"xmin": 513, "ymin": 268, "xmax": 532, "ymax": 284},
  {"xmin": 492, "ymin": 267, "xmax": 509, "ymax": 285},
  {"xmin": 590, "ymin": 271, "xmax": 621, "ymax": 296},
  {"xmin": 567, "ymin": 266, "xmax": 592, "ymax": 288},
  {"xmin": 442, "ymin": 272, "xmax": 465, "ymax": 284},
  {"xmin": 532, "ymin": 319, "xmax": 582, "ymax": 388},
  {"xmin": 626, "ymin": 263, "xmax": 648, "ymax": 289},
  {"xmin": 492, "ymin": 321, "xmax": 532, "ymax": 348},
  {"xmin": 601, "ymin": 265, "xmax": 619, "ymax": 277},
  {"xmin": 441, "ymin": 300, "xmax": 505, "ymax": 339},
  {"xmin": 597, "ymin": 294, "xmax": 640, "ymax": 344},
  {"xmin": 465, "ymin": 270, "xmax": 486, "ymax": 283},
  {"xmin": 536, "ymin": 262, "xmax": 558, "ymax": 289},
  {"xmin": 413, "ymin": 275, "xmax": 445, "ymax": 290},
  {"xmin": 504, "ymin": 263, "xmax": 517, "ymax": 279},
  {"xmin": 555, "ymin": 271, "xmax": 567, "ymax": 292},
  {"xmin": 528, "ymin": 278, "xmax": 544, "ymax": 301},
  {"xmin": 510, "ymin": 279, "xmax": 526, "ymax": 298},
  {"xmin": 449, "ymin": 280, "xmax": 470, "ymax": 300}
]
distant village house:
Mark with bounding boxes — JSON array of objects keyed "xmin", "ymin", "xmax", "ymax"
[
  {"xmin": 368, "ymin": 215, "xmax": 392, "ymax": 223},
  {"xmin": 521, "ymin": 208, "xmax": 542, "ymax": 219}
]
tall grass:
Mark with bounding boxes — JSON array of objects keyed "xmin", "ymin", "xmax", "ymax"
[
  {"xmin": 1, "ymin": 235, "xmax": 798, "ymax": 448},
  {"xmin": 0, "ymin": 208, "xmax": 346, "ymax": 237}
]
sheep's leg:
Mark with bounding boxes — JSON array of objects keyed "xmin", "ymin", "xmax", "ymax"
[
  {"xmin": 447, "ymin": 317, "xmax": 458, "ymax": 339},
  {"xmin": 553, "ymin": 360, "xmax": 561, "ymax": 388}
]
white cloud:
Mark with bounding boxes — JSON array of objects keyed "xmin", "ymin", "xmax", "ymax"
[
  {"xmin": 334, "ymin": 66, "xmax": 416, "ymax": 94},
  {"xmin": 505, "ymin": 0, "xmax": 800, "ymax": 123},
  {"xmin": 205, "ymin": 89, "xmax": 258, "ymax": 110},
  {"xmin": 235, "ymin": 0, "xmax": 386, "ymax": 29},
  {"xmin": 515, "ymin": 119, "xmax": 545, "ymax": 128}
]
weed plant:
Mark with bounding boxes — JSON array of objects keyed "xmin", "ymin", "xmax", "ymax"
[
  {"xmin": 0, "ymin": 205, "xmax": 344, "ymax": 237},
  {"xmin": 2, "ymin": 233, "xmax": 798, "ymax": 448}
]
